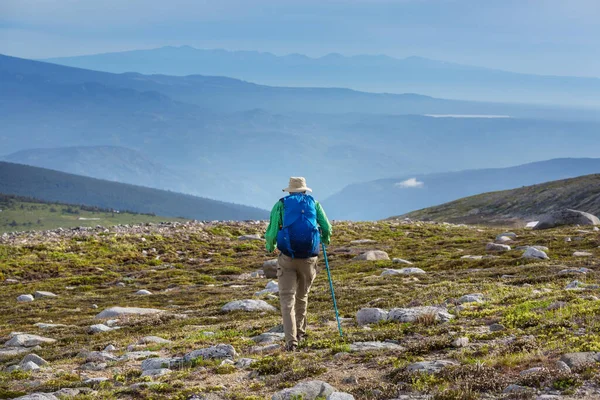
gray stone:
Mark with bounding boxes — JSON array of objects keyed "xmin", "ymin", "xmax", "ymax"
[
  {"xmin": 534, "ymin": 209, "xmax": 600, "ymax": 230},
  {"xmin": 95, "ymin": 306, "xmax": 164, "ymax": 319},
  {"xmin": 457, "ymin": 293, "xmax": 484, "ymax": 304},
  {"xmin": 497, "ymin": 232, "xmax": 517, "ymax": 240},
  {"xmin": 256, "ymin": 280, "xmax": 279, "ymax": 296},
  {"xmin": 342, "ymin": 375, "xmax": 359, "ymax": 385},
  {"xmin": 183, "ymin": 344, "xmax": 237, "ymax": 362},
  {"xmin": 141, "ymin": 368, "xmax": 172, "ymax": 377},
  {"xmin": 461, "ymin": 255, "xmax": 483, "ymax": 260},
  {"xmin": 53, "ymin": 388, "xmax": 82, "ymax": 398},
  {"xmin": 351, "ymin": 239, "xmax": 376, "ymax": 244},
  {"xmin": 353, "ymin": 250, "xmax": 390, "ymax": 261},
  {"xmin": 80, "ymin": 350, "xmax": 118, "ymax": 363},
  {"xmin": 79, "ymin": 362, "xmax": 107, "ymax": 371},
  {"xmin": 21, "ymin": 360, "xmax": 41, "ymax": 371},
  {"xmin": 141, "ymin": 357, "xmax": 183, "ymax": 371},
  {"xmin": 34, "ymin": 323, "xmax": 68, "ymax": 330},
  {"xmin": 17, "ymin": 294, "xmax": 35, "ymax": 302},
  {"xmin": 21, "ymin": 353, "xmax": 48, "ymax": 366},
  {"xmin": 560, "ymin": 352, "xmax": 600, "ymax": 368},
  {"xmin": 104, "ymin": 345, "xmax": 117, "ymax": 352},
  {"xmin": 406, "ymin": 360, "xmax": 457, "ymax": 373},
  {"xmin": 520, "ymin": 367, "xmax": 544, "ymax": 375},
  {"xmin": 503, "ymin": 384, "xmax": 532, "ymax": 394},
  {"xmin": 138, "ymin": 336, "xmax": 172, "ymax": 345},
  {"xmin": 486, "ymin": 243, "xmax": 511, "ymax": 252},
  {"xmin": 34, "ymin": 291, "xmax": 58, "ymax": 299},
  {"xmin": 263, "ymin": 259, "xmax": 278, "ymax": 279},
  {"xmin": 388, "ymin": 306, "xmax": 454, "ymax": 323},
  {"xmin": 251, "ymin": 333, "xmax": 285, "ymax": 344},
  {"xmin": 489, "ymin": 323, "xmax": 506, "ymax": 332},
  {"xmin": 221, "ymin": 299, "xmax": 276, "ymax": 312},
  {"xmin": 522, "ymin": 247, "xmax": 549, "ymax": 260},
  {"xmin": 496, "ymin": 236, "xmax": 513, "ymax": 244},
  {"xmin": 121, "ymin": 351, "xmax": 159, "ymax": 361},
  {"xmin": 234, "ymin": 358, "xmax": 256, "ymax": 368},
  {"xmin": 83, "ymin": 377, "xmax": 109, "ymax": 385},
  {"xmin": 381, "ymin": 267, "xmax": 425, "ymax": 276},
  {"xmin": 574, "ymin": 251, "xmax": 593, "ymax": 257},
  {"xmin": 392, "ymin": 258, "xmax": 413, "ymax": 265},
  {"xmin": 327, "ymin": 393, "xmax": 355, "ymax": 400},
  {"xmin": 349, "ymin": 341, "xmax": 404, "ymax": 352},
  {"xmin": 14, "ymin": 394, "xmax": 59, "ymax": 400},
  {"xmin": 356, "ymin": 308, "xmax": 389, "ymax": 326},
  {"xmin": 559, "ymin": 268, "xmax": 592, "ymax": 275},
  {"xmin": 88, "ymin": 324, "xmax": 114, "ymax": 334},
  {"xmin": 238, "ymin": 234, "xmax": 263, "ymax": 241},
  {"xmin": 5, "ymin": 334, "xmax": 56, "ymax": 347},
  {"xmin": 272, "ymin": 380, "xmax": 336, "ymax": 400},
  {"xmin": 0, "ymin": 347, "xmax": 34, "ymax": 360},
  {"xmin": 452, "ymin": 337, "xmax": 469, "ymax": 348},
  {"xmin": 134, "ymin": 289, "xmax": 153, "ymax": 295},
  {"xmin": 555, "ymin": 360, "xmax": 571, "ymax": 373}
]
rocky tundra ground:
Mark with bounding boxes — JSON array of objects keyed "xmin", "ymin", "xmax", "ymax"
[{"xmin": 1, "ymin": 220, "xmax": 600, "ymax": 399}]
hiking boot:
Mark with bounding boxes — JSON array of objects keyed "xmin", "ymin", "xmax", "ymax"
[{"xmin": 284, "ymin": 343, "xmax": 298, "ymax": 352}]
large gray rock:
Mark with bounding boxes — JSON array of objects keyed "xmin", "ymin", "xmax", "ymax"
[
  {"xmin": 88, "ymin": 324, "xmax": 115, "ymax": 334},
  {"xmin": 5, "ymin": 334, "xmax": 56, "ymax": 347},
  {"xmin": 238, "ymin": 234, "xmax": 263, "ymax": 241},
  {"xmin": 256, "ymin": 280, "xmax": 279, "ymax": 296},
  {"xmin": 458, "ymin": 293, "xmax": 485, "ymax": 304},
  {"xmin": 251, "ymin": 333, "xmax": 285, "ymax": 344},
  {"xmin": 183, "ymin": 344, "xmax": 237, "ymax": 362},
  {"xmin": 138, "ymin": 336, "xmax": 172, "ymax": 345},
  {"xmin": 534, "ymin": 209, "xmax": 600, "ymax": 230},
  {"xmin": 522, "ymin": 247, "xmax": 549, "ymax": 260},
  {"xmin": 21, "ymin": 361, "xmax": 40, "ymax": 371},
  {"xmin": 356, "ymin": 308, "xmax": 389, "ymax": 326},
  {"xmin": 141, "ymin": 357, "xmax": 183, "ymax": 371},
  {"xmin": 79, "ymin": 350, "xmax": 118, "ymax": 363},
  {"xmin": 14, "ymin": 394, "xmax": 59, "ymax": 400},
  {"xmin": 406, "ymin": 360, "xmax": 458, "ymax": 373},
  {"xmin": 560, "ymin": 352, "xmax": 600, "ymax": 368},
  {"xmin": 353, "ymin": 250, "xmax": 390, "ymax": 261},
  {"xmin": 349, "ymin": 341, "xmax": 404, "ymax": 352},
  {"xmin": 0, "ymin": 347, "xmax": 35, "ymax": 360},
  {"xmin": 272, "ymin": 380, "xmax": 336, "ymax": 400},
  {"xmin": 221, "ymin": 299, "xmax": 276, "ymax": 312},
  {"xmin": 327, "ymin": 393, "xmax": 355, "ymax": 400},
  {"xmin": 381, "ymin": 268, "xmax": 425, "ymax": 276},
  {"xmin": 21, "ymin": 354, "xmax": 48, "ymax": 367},
  {"xmin": 263, "ymin": 259, "xmax": 278, "ymax": 279},
  {"xmin": 17, "ymin": 294, "xmax": 34, "ymax": 302},
  {"xmin": 34, "ymin": 291, "xmax": 58, "ymax": 299},
  {"xmin": 95, "ymin": 306, "xmax": 164, "ymax": 319},
  {"xmin": 388, "ymin": 306, "xmax": 453, "ymax": 323},
  {"xmin": 392, "ymin": 258, "xmax": 413, "ymax": 265}
]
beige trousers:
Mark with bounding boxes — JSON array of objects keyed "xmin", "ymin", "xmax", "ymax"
[{"xmin": 277, "ymin": 253, "xmax": 319, "ymax": 346}]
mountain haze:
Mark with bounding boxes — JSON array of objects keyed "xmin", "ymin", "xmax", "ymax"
[
  {"xmin": 324, "ymin": 158, "xmax": 600, "ymax": 221},
  {"xmin": 44, "ymin": 46, "xmax": 600, "ymax": 107}
]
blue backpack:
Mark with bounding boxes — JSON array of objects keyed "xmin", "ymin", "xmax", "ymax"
[{"xmin": 277, "ymin": 193, "xmax": 321, "ymax": 258}]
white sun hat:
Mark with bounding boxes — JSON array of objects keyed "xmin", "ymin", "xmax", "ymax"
[{"xmin": 282, "ymin": 177, "xmax": 312, "ymax": 193}]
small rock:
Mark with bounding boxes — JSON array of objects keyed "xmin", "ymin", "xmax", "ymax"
[
  {"xmin": 489, "ymin": 323, "xmax": 506, "ymax": 332},
  {"xmin": 457, "ymin": 293, "xmax": 484, "ymax": 304},
  {"xmin": 503, "ymin": 384, "xmax": 531, "ymax": 394},
  {"xmin": 238, "ymin": 234, "xmax": 263, "ymax": 241},
  {"xmin": 272, "ymin": 380, "xmax": 336, "ymax": 400},
  {"xmin": 496, "ymin": 236, "xmax": 513, "ymax": 244},
  {"xmin": 381, "ymin": 267, "xmax": 425, "ymax": 276},
  {"xmin": 21, "ymin": 360, "xmax": 41, "ymax": 371},
  {"xmin": 17, "ymin": 294, "xmax": 35, "ymax": 302},
  {"xmin": 138, "ymin": 336, "xmax": 172, "ymax": 345},
  {"xmin": 34, "ymin": 291, "xmax": 58, "ymax": 299},
  {"xmin": 13, "ymin": 394, "xmax": 59, "ymax": 400},
  {"xmin": 262, "ymin": 259, "xmax": 278, "ymax": 279},
  {"xmin": 83, "ymin": 377, "xmax": 109, "ymax": 386},
  {"xmin": 392, "ymin": 258, "xmax": 413, "ymax": 265},
  {"xmin": 388, "ymin": 306, "xmax": 453, "ymax": 323},
  {"xmin": 351, "ymin": 239, "xmax": 376, "ymax": 244},
  {"xmin": 486, "ymin": 243, "xmax": 511, "ymax": 252},
  {"xmin": 353, "ymin": 250, "xmax": 389, "ymax": 261},
  {"xmin": 555, "ymin": 360, "xmax": 571, "ymax": 373},
  {"xmin": 95, "ymin": 306, "xmax": 164, "ymax": 319},
  {"xmin": 89, "ymin": 324, "xmax": 114, "ymax": 334},
  {"xmin": 221, "ymin": 299, "xmax": 276, "ymax": 312},
  {"xmin": 520, "ymin": 367, "xmax": 544, "ymax": 375},
  {"xmin": 452, "ymin": 337, "xmax": 469, "ymax": 348},
  {"xmin": 327, "ymin": 393, "xmax": 355, "ymax": 400},
  {"xmin": 79, "ymin": 362, "xmax": 107, "ymax": 371},
  {"xmin": 406, "ymin": 360, "xmax": 457, "ymax": 373},
  {"xmin": 356, "ymin": 308, "xmax": 389, "ymax": 326},
  {"xmin": 560, "ymin": 352, "xmax": 600, "ymax": 368},
  {"xmin": 251, "ymin": 333, "xmax": 285, "ymax": 344},
  {"xmin": 183, "ymin": 344, "xmax": 237, "ymax": 362},
  {"xmin": 5, "ymin": 334, "xmax": 56, "ymax": 347},
  {"xmin": 461, "ymin": 255, "xmax": 483, "ymax": 260},
  {"xmin": 141, "ymin": 357, "xmax": 182, "ymax": 371},
  {"xmin": 522, "ymin": 247, "xmax": 549, "ymax": 260},
  {"xmin": 342, "ymin": 375, "xmax": 359, "ymax": 385},
  {"xmin": 134, "ymin": 290, "xmax": 153, "ymax": 295},
  {"xmin": 21, "ymin": 354, "xmax": 48, "ymax": 367},
  {"xmin": 141, "ymin": 368, "xmax": 172, "ymax": 377},
  {"xmin": 34, "ymin": 323, "xmax": 67, "ymax": 330},
  {"xmin": 104, "ymin": 345, "xmax": 117, "ymax": 352},
  {"xmin": 235, "ymin": 358, "xmax": 256, "ymax": 368},
  {"xmin": 574, "ymin": 251, "xmax": 593, "ymax": 257},
  {"xmin": 496, "ymin": 232, "xmax": 517, "ymax": 240},
  {"xmin": 349, "ymin": 341, "xmax": 404, "ymax": 352}
]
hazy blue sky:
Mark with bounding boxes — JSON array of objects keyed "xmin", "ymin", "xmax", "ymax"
[{"xmin": 1, "ymin": 0, "xmax": 599, "ymax": 77}]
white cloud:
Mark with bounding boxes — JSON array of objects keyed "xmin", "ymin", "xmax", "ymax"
[{"xmin": 395, "ymin": 178, "xmax": 424, "ymax": 189}]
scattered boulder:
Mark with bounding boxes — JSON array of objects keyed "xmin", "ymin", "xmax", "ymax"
[
  {"xmin": 238, "ymin": 234, "xmax": 263, "ymax": 241},
  {"xmin": 560, "ymin": 352, "xmax": 600, "ymax": 368},
  {"xmin": 351, "ymin": 239, "xmax": 376, "ymax": 244},
  {"xmin": 34, "ymin": 291, "xmax": 58, "ymax": 299},
  {"xmin": 79, "ymin": 362, "xmax": 107, "ymax": 371},
  {"xmin": 461, "ymin": 255, "xmax": 483, "ymax": 260},
  {"xmin": 381, "ymin": 268, "xmax": 425, "ymax": 276},
  {"xmin": 251, "ymin": 333, "xmax": 285, "ymax": 344},
  {"xmin": 452, "ymin": 337, "xmax": 469, "ymax": 348},
  {"xmin": 14, "ymin": 394, "xmax": 59, "ymax": 400},
  {"xmin": 6, "ymin": 334, "xmax": 56, "ymax": 347},
  {"xmin": 21, "ymin": 360, "xmax": 40, "ymax": 371},
  {"xmin": 95, "ymin": 306, "xmax": 164, "ymax": 319},
  {"xmin": 17, "ymin": 294, "xmax": 34, "ymax": 302},
  {"xmin": 34, "ymin": 323, "xmax": 68, "ymax": 330},
  {"xmin": 457, "ymin": 293, "xmax": 484, "ymax": 304},
  {"xmin": 496, "ymin": 232, "xmax": 517, "ymax": 240},
  {"xmin": 134, "ymin": 290, "xmax": 153, "ymax": 296},
  {"xmin": 392, "ymin": 258, "xmax": 413, "ymax": 265},
  {"xmin": 489, "ymin": 323, "xmax": 506, "ymax": 332},
  {"xmin": 496, "ymin": 236, "xmax": 513, "ymax": 244},
  {"xmin": 234, "ymin": 358, "xmax": 256, "ymax": 368},
  {"xmin": 574, "ymin": 251, "xmax": 593, "ymax": 257},
  {"xmin": 522, "ymin": 247, "xmax": 549, "ymax": 260},
  {"xmin": 559, "ymin": 268, "xmax": 591, "ymax": 275},
  {"xmin": 388, "ymin": 306, "xmax": 453, "ymax": 323},
  {"xmin": 486, "ymin": 243, "xmax": 511, "ymax": 252},
  {"xmin": 88, "ymin": 324, "xmax": 115, "ymax": 334},
  {"xmin": 555, "ymin": 360, "xmax": 571, "ymax": 373},
  {"xmin": 79, "ymin": 350, "xmax": 118, "ymax": 363},
  {"xmin": 256, "ymin": 280, "xmax": 279, "ymax": 296},
  {"xmin": 141, "ymin": 368, "xmax": 172, "ymax": 377},
  {"xmin": 356, "ymin": 308, "xmax": 389, "ymax": 326},
  {"xmin": 534, "ymin": 209, "xmax": 600, "ymax": 230},
  {"xmin": 272, "ymin": 380, "xmax": 336, "ymax": 400},
  {"xmin": 141, "ymin": 357, "xmax": 182, "ymax": 371},
  {"xmin": 353, "ymin": 250, "xmax": 389, "ymax": 261},
  {"xmin": 406, "ymin": 360, "xmax": 457, "ymax": 373},
  {"xmin": 349, "ymin": 341, "xmax": 404, "ymax": 352},
  {"xmin": 221, "ymin": 299, "xmax": 276, "ymax": 312},
  {"xmin": 183, "ymin": 344, "xmax": 237, "ymax": 362},
  {"xmin": 21, "ymin": 354, "xmax": 48, "ymax": 367},
  {"xmin": 138, "ymin": 336, "xmax": 172, "ymax": 345},
  {"xmin": 327, "ymin": 393, "xmax": 355, "ymax": 400},
  {"xmin": 263, "ymin": 259, "xmax": 278, "ymax": 279}
]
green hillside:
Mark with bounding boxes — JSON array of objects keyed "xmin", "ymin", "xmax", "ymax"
[
  {"xmin": 397, "ymin": 174, "xmax": 600, "ymax": 226},
  {"xmin": 0, "ymin": 194, "xmax": 185, "ymax": 233},
  {"xmin": 0, "ymin": 162, "xmax": 269, "ymax": 221}
]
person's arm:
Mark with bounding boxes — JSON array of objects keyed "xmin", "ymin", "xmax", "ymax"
[
  {"xmin": 265, "ymin": 201, "xmax": 283, "ymax": 252},
  {"xmin": 316, "ymin": 201, "xmax": 332, "ymax": 245}
]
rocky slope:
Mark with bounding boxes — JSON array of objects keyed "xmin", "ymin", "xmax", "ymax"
[
  {"xmin": 397, "ymin": 174, "xmax": 600, "ymax": 227},
  {"xmin": 2, "ymin": 220, "xmax": 600, "ymax": 398}
]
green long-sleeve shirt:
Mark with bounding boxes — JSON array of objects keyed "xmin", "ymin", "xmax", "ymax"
[{"xmin": 265, "ymin": 198, "xmax": 332, "ymax": 253}]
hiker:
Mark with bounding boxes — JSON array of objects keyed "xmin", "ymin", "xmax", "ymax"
[{"xmin": 265, "ymin": 177, "xmax": 332, "ymax": 351}]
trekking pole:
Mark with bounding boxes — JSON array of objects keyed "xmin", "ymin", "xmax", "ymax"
[{"xmin": 322, "ymin": 242, "xmax": 344, "ymax": 338}]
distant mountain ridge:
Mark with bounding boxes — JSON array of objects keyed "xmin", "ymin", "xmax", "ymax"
[
  {"xmin": 323, "ymin": 158, "xmax": 600, "ymax": 221},
  {"xmin": 397, "ymin": 174, "xmax": 600, "ymax": 227},
  {"xmin": 0, "ymin": 162, "xmax": 268, "ymax": 221},
  {"xmin": 43, "ymin": 46, "xmax": 600, "ymax": 107}
]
